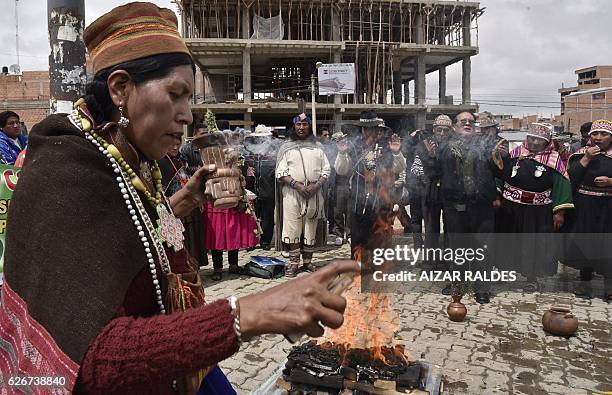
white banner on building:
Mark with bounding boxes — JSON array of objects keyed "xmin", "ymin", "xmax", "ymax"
[{"xmin": 317, "ymin": 63, "xmax": 355, "ymax": 95}]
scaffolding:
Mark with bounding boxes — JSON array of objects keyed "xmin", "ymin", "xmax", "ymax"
[
  {"xmin": 178, "ymin": 0, "xmax": 482, "ymax": 127},
  {"xmin": 181, "ymin": 0, "xmax": 481, "ymax": 44}
]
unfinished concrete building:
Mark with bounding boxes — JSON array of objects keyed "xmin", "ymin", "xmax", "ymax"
[{"xmin": 178, "ymin": 0, "xmax": 483, "ymax": 131}]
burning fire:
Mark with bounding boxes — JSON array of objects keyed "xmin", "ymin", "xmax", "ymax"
[{"xmin": 322, "ymin": 220, "xmax": 412, "ymax": 365}]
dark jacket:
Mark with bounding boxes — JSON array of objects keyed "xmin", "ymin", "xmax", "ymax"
[
  {"xmin": 179, "ymin": 142, "xmax": 201, "ymax": 176},
  {"xmin": 242, "ymin": 138, "xmax": 279, "ymax": 200},
  {"xmin": 424, "ymin": 134, "xmax": 501, "ymax": 207}
]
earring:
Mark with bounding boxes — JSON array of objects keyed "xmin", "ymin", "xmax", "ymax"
[{"xmin": 118, "ymin": 105, "xmax": 130, "ymax": 128}]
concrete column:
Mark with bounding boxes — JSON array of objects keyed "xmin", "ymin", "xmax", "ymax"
[
  {"xmin": 393, "ymin": 72, "xmax": 403, "ymax": 105},
  {"xmin": 462, "ymin": 56, "xmax": 471, "ymax": 105},
  {"xmin": 415, "ymin": 14, "xmax": 424, "ymax": 44},
  {"xmin": 438, "ymin": 66, "xmax": 447, "ymax": 104},
  {"xmin": 243, "ymin": 45, "xmax": 252, "ymax": 104},
  {"xmin": 333, "ymin": 51, "xmax": 342, "ymax": 107},
  {"xmin": 332, "ymin": 6, "xmax": 341, "ymax": 41},
  {"xmin": 242, "ymin": 4, "xmax": 250, "ymax": 39},
  {"xmin": 403, "ymin": 81, "xmax": 410, "ymax": 105},
  {"xmin": 333, "ymin": 112, "xmax": 343, "ymax": 132},
  {"xmin": 416, "ymin": 111, "xmax": 426, "ymax": 130},
  {"xmin": 244, "ymin": 111, "xmax": 252, "ymax": 132},
  {"xmin": 415, "ymin": 57, "xmax": 426, "ymax": 105},
  {"xmin": 462, "ymin": 11, "xmax": 472, "ymax": 46},
  {"xmin": 331, "ymin": 51, "xmax": 343, "ymax": 130}
]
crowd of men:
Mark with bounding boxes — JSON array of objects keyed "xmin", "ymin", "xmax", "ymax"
[{"xmin": 161, "ymin": 111, "xmax": 610, "ymax": 305}]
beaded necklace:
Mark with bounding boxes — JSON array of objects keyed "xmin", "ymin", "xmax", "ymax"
[{"xmin": 67, "ymin": 101, "xmax": 184, "ymax": 314}]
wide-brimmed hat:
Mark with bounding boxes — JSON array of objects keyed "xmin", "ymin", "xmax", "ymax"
[
  {"xmin": 330, "ymin": 131, "xmax": 348, "ymax": 141},
  {"xmin": 476, "ymin": 117, "xmax": 500, "ymax": 129},
  {"xmin": 349, "ymin": 111, "xmax": 391, "ymax": 131},
  {"xmin": 249, "ymin": 124, "xmax": 273, "ymax": 137}
]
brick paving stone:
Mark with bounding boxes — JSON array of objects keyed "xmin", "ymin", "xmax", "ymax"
[
  {"xmin": 474, "ymin": 358, "xmax": 513, "ymax": 373},
  {"xmin": 200, "ymin": 244, "xmax": 612, "ymax": 394},
  {"xmin": 538, "ymin": 381, "xmax": 576, "ymax": 395},
  {"xmin": 483, "ymin": 370, "xmax": 511, "ymax": 389}
]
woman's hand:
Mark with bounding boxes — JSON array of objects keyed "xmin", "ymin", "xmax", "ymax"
[
  {"xmin": 169, "ymin": 164, "xmax": 216, "ymax": 217},
  {"xmin": 594, "ymin": 176, "xmax": 612, "ymax": 187},
  {"xmin": 585, "ymin": 146, "xmax": 601, "ymax": 160},
  {"xmin": 238, "ymin": 260, "xmax": 360, "ymax": 341},
  {"xmin": 424, "ymin": 139, "xmax": 438, "ymax": 158},
  {"xmin": 389, "ymin": 134, "xmax": 401, "ymax": 154},
  {"xmin": 553, "ymin": 210, "xmax": 565, "ymax": 231}
]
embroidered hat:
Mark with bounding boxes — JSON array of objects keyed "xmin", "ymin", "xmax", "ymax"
[
  {"xmin": 527, "ymin": 123, "xmax": 553, "ymax": 142},
  {"xmin": 589, "ymin": 119, "xmax": 612, "ymax": 135},
  {"xmin": 292, "ymin": 113, "xmax": 311, "ymax": 125},
  {"xmin": 433, "ymin": 115, "xmax": 452, "ymax": 128},
  {"xmin": 84, "ymin": 2, "xmax": 190, "ymax": 73}
]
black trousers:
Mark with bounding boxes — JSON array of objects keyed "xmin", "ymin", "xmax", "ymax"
[
  {"xmin": 424, "ymin": 202, "xmax": 443, "ymax": 249},
  {"xmin": 212, "ymin": 249, "xmax": 239, "ymax": 270},
  {"xmin": 409, "ymin": 195, "xmax": 424, "ymax": 234},
  {"xmin": 349, "ymin": 213, "xmax": 374, "ymax": 259},
  {"xmin": 443, "ymin": 202, "xmax": 495, "ymax": 292},
  {"xmin": 256, "ymin": 198, "xmax": 275, "ymax": 245},
  {"xmin": 332, "ymin": 182, "xmax": 352, "ymax": 238},
  {"xmin": 183, "ymin": 209, "xmax": 208, "ymax": 266}
]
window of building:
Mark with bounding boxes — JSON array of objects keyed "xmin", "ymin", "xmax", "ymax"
[{"xmin": 592, "ymin": 92, "xmax": 605, "ymax": 100}]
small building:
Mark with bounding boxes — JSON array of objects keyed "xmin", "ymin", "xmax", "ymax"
[
  {"xmin": 0, "ymin": 70, "xmax": 50, "ymax": 129},
  {"xmin": 559, "ymin": 65, "xmax": 612, "ymax": 135}
]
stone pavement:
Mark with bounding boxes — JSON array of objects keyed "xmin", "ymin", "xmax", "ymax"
[{"xmin": 201, "ymin": 239, "xmax": 612, "ymax": 395}]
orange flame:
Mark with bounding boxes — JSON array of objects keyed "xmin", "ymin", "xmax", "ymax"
[{"xmin": 322, "ymin": 242, "xmax": 407, "ymax": 365}]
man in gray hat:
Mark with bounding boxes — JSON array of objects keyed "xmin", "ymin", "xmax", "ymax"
[{"xmin": 336, "ymin": 111, "xmax": 406, "ymax": 258}]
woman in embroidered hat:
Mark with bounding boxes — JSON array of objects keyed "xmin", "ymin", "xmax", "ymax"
[
  {"xmin": 567, "ymin": 119, "xmax": 612, "ymax": 302},
  {"xmin": 0, "ymin": 3, "xmax": 359, "ymax": 394},
  {"xmin": 496, "ymin": 122, "xmax": 574, "ymax": 292}
]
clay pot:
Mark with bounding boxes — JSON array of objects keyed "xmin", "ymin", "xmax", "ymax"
[
  {"xmin": 447, "ymin": 294, "xmax": 467, "ymax": 322},
  {"xmin": 193, "ymin": 132, "xmax": 242, "ymax": 209},
  {"xmin": 542, "ymin": 307, "xmax": 578, "ymax": 337}
]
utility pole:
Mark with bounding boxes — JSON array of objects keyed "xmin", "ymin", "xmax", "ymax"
[
  {"xmin": 311, "ymin": 62, "xmax": 323, "ymax": 136},
  {"xmin": 311, "ymin": 74, "xmax": 317, "ymax": 136},
  {"xmin": 48, "ymin": 0, "xmax": 86, "ymax": 114},
  {"xmin": 15, "ymin": 0, "xmax": 20, "ymax": 66}
]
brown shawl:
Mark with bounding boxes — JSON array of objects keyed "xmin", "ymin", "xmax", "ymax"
[{"xmin": 4, "ymin": 114, "xmax": 153, "ymax": 366}]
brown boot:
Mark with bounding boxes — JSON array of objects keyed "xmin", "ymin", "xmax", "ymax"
[
  {"xmin": 301, "ymin": 251, "xmax": 314, "ymax": 272},
  {"xmin": 285, "ymin": 250, "xmax": 300, "ymax": 278}
]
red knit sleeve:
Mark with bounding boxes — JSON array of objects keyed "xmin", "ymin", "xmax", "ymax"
[{"xmin": 77, "ymin": 299, "xmax": 239, "ymax": 393}]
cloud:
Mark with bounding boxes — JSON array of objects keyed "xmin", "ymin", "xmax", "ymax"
[
  {"xmin": 459, "ymin": 0, "xmax": 612, "ymax": 116},
  {"xmin": 2, "ymin": 0, "xmax": 610, "ymax": 117},
  {"xmin": 1, "ymin": 0, "xmax": 175, "ymax": 70}
]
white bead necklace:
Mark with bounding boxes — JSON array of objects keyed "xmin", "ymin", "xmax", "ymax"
[{"xmin": 68, "ymin": 111, "xmax": 171, "ymax": 314}]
